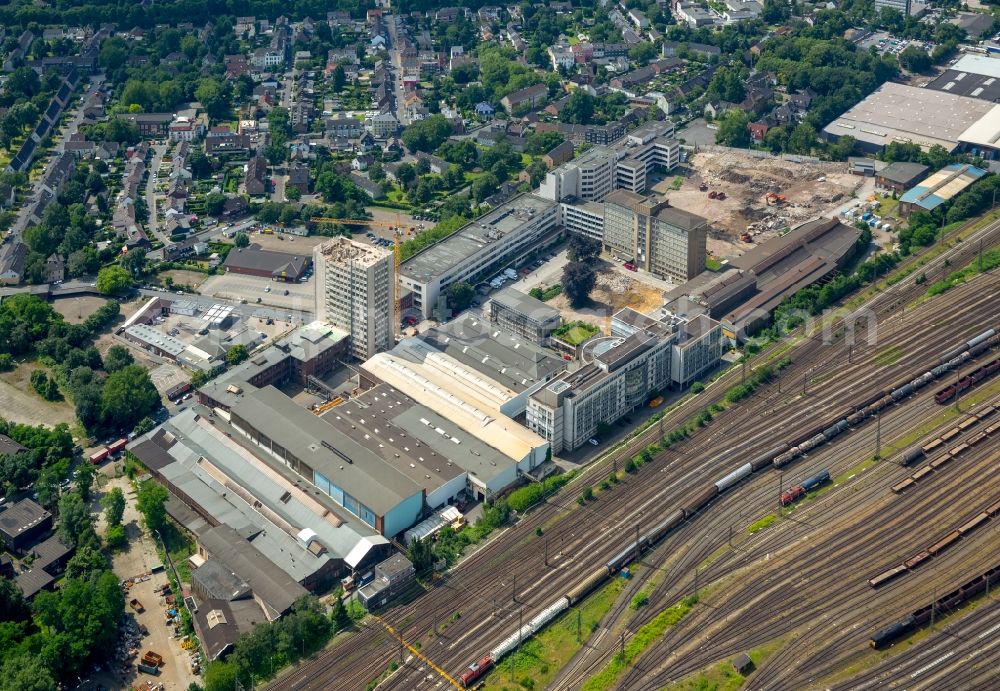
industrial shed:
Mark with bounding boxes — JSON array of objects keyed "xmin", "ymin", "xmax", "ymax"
[{"xmin": 222, "ymin": 244, "xmax": 312, "ymax": 281}]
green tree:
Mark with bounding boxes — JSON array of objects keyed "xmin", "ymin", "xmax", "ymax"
[
  {"xmin": 234, "ymin": 232, "xmax": 250, "ymax": 248},
  {"xmin": 0, "ymin": 654, "xmax": 56, "ymax": 691},
  {"xmin": 562, "ymin": 261, "xmax": 596, "ymax": 308},
  {"xmin": 395, "ymin": 163, "xmax": 417, "ymax": 188},
  {"xmin": 628, "ymin": 42, "xmax": 656, "ymax": 65},
  {"xmin": 121, "ymin": 248, "xmax": 148, "ymax": 277},
  {"xmin": 559, "ymin": 90, "xmax": 595, "ymax": 125},
  {"xmin": 226, "ymin": 344, "xmax": 249, "ymax": 366},
  {"xmin": 471, "ymin": 173, "xmax": 499, "ymax": 203},
  {"xmin": 899, "ymin": 46, "xmax": 932, "ymax": 73},
  {"xmin": 285, "ymin": 186, "xmax": 301, "ymax": 202},
  {"xmin": 135, "ymin": 481, "xmax": 169, "ymax": 533},
  {"xmin": 95, "ymin": 266, "xmax": 132, "ymax": 295},
  {"xmin": 133, "ymin": 416, "xmax": 156, "ymax": 436},
  {"xmin": 567, "ymin": 234, "xmax": 600, "ymax": 262},
  {"xmin": 332, "ymin": 65, "xmax": 346, "ymax": 92},
  {"xmin": 715, "ymin": 110, "xmax": 751, "ymax": 148},
  {"xmin": 101, "ymin": 365, "xmax": 160, "ymax": 430},
  {"xmin": 787, "ymin": 122, "xmax": 817, "ymax": 155},
  {"xmin": 75, "ymin": 464, "xmax": 95, "ymax": 501},
  {"xmin": 104, "ymin": 346, "xmax": 134, "ymax": 374},
  {"xmin": 401, "ymin": 115, "xmax": 453, "ymax": 153},
  {"xmin": 56, "ymin": 492, "xmax": 91, "ymax": 548},
  {"xmin": 105, "ymin": 523, "xmax": 127, "ymax": 551},
  {"xmin": 447, "ymin": 281, "xmax": 475, "ymax": 311},
  {"xmin": 204, "ymin": 192, "xmax": 226, "ymax": 216},
  {"xmin": 101, "ymin": 487, "xmax": 126, "ymax": 527},
  {"xmin": 195, "ymin": 78, "xmax": 229, "ymax": 118}
]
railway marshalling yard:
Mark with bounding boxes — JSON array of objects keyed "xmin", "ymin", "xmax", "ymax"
[{"xmin": 269, "ymin": 220, "xmax": 1000, "ymax": 691}]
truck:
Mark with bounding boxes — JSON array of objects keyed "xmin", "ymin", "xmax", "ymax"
[
  {"xmin": 137, "ymin": 663, "xmax": 160, "ymax": 676},
  {"xmin": 130, "ymin": 598, "xmax": 144, "ymax": 613},
  {"xmin": 88, "ymin": 447, "xmax": 109, "ymax": 465},
  {"xmin": 107, "ymin": 438, "xmax": 128, "ymax": 456}
]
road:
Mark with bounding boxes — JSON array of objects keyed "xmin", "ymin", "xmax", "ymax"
[
  {"xmin": 386, "ymin": 16, "xmax": 409, "ymax": 126},
  {"xmin": 144, "ymin": 142, "xmax": 170, "ymax": 244},
  {"xmin": 146, "ymin": 217, "xmax": 258, "ymax": 262}
]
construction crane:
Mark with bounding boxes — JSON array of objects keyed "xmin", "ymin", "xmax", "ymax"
[{"xmin": 310, "ymin": 215, "xmax": 411, "ymax": 339}]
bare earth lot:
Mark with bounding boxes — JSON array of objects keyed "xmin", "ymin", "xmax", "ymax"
[
  {"xmin": 652, "ymin": 149, "xmax": 864, "ymax": 258},
  {"xmin": 52, "ymin": 295, "xmax": 108, "ymax": 324},
  {"xmin": 97, "ymin": 476, "xmax": 200, "ymax": 691},
  {"xmin": 0, "ymin": 363, "xmax": 76, "ymax": 427},
  {"xmin": 161, "ymin": 269, "xmax": 208, "ymax": 290}
]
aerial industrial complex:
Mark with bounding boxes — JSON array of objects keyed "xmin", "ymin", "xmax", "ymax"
[{"xmin": 3, "ymin": 5, "xmax": 1000, "ymax": 691}]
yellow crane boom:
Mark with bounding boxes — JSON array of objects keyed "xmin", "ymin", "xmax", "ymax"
[{"xmin": 310, "ymin": 215, "xmax": 407, "ymax": 340}]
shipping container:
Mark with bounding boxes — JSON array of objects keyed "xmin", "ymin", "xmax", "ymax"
[{"xmin": 88, "ymin": 447, "xmax": 109, "ymax": 465}]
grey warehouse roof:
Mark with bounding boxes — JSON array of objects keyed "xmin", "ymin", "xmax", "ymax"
[
  {"xmin": 417, "ymin": 314, "xmax": 566, "ymax": 393},
  {"xmin": 232, "ymin": 387, "xmax": 427, "ymax": 515},
  {"xmin": 401, "ymin": 194, "xmax": 556, "ymax": 283},
  {"xmin": 197, "ymin": 524, "xmax": 308, "ymax": 619}
]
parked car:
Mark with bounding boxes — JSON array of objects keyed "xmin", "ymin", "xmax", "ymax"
[{"xmin": 588, "ymin": 438, "xmax": 599, "ymax": 446}]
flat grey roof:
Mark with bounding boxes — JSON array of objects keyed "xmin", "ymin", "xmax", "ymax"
[
  {"xmin": 132, "ymin": 407, "xmax": 376, "ymax": 571},
  {"xmin": 418, "ymin": 314, "xmax": 566, "ymax": 392},
  {"xmin": 223, "ymin": 244, "xmax": 310, "ymax": 277},
  {"xmin": 0, "ymin": 433, "xmax": 26, "ymax": 456},
  {"xmin": 822, "ymin": 82, "xmax": 994, "ymax": 151},
  {"xmin": 232, "ymin": 386, "xmax": 426, "ymax": 515},
  {"xmin": 879, "ymin": 161, "xmax": 930, "ymax": 185},
  {"xmin": 325, "ymin": 384, "xmax": 512, "ymax": 487},
  {"xmin": 192, "ymin": 558, "xmax": 252, "ymax": 601},
  {"xmin": 927, "ymin": 68, "xmax": 1000, "ymax": 102},
  {"xmin": 0, "ymin": 498, "xmax": 50, "ymax": 538},
  {"xmin": 401, "ymin": 194, "xmax": 557, "ymax": 283},
  {"xmin": 655, "ymin": 205, "xmax": 707, "ymax": 231},
  {"xmin": 491, "ymin": 286, "xmax": 560, "ymax": 323}
]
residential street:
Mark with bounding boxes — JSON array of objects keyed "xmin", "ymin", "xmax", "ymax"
[{"xmin": 144, "ymin": 142, "xmax": 170, "ymax": 245}]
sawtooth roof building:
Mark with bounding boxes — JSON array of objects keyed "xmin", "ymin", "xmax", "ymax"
[{"xmin": 723, "ymin": 217, "xmax": 863, "ymax": 338}]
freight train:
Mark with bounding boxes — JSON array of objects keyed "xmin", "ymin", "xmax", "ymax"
[
  {"xmin": 459, "ymin": 329, "xmax": 998, "ymax": 686},
  {"xmin": 870, "ymin": 562, "xmax": 1000, "ymax": 649},
  {"xmin": 869, "ymin": 496, "xmax": 1000, "ymax": 588},
  {"xmin": 891, "ymin": 404, "xmax": 999, "ymax": 494},
  {"xmin": 933, "ymin": 357, "xmax": 1000, "ymax": 403}
]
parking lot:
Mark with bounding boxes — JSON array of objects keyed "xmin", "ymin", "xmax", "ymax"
[{"xmin": 198, "ymin": 273, "xmax": 316, "ymax": 314}]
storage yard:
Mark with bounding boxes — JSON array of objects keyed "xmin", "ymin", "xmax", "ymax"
[
  {"xmin": 654, "ymin": 150, "xmax": 864, "ymax": 257},
  {"xmin": 267, "ymin": 208, "xmax": 1000, "ymax": 690}
]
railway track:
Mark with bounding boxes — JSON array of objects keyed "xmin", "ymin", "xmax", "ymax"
[
  {"xmin": 382, "ymin": 302, "xmax": 999, "ymax": 689},
  {"xmin": 614, "ymin": 414, "xmax": 1000, "ymax": 690},
  {"xmin": 552, "ymin": 381, "xmax": 1000, "ymax": 690},
  {"xmin": 832, "ymin": 592, "xmax": 1000, "ymax": 690},
  {"xmin": 269, "ymin": 216, "xmax": 1000, "ymax": 691}
]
